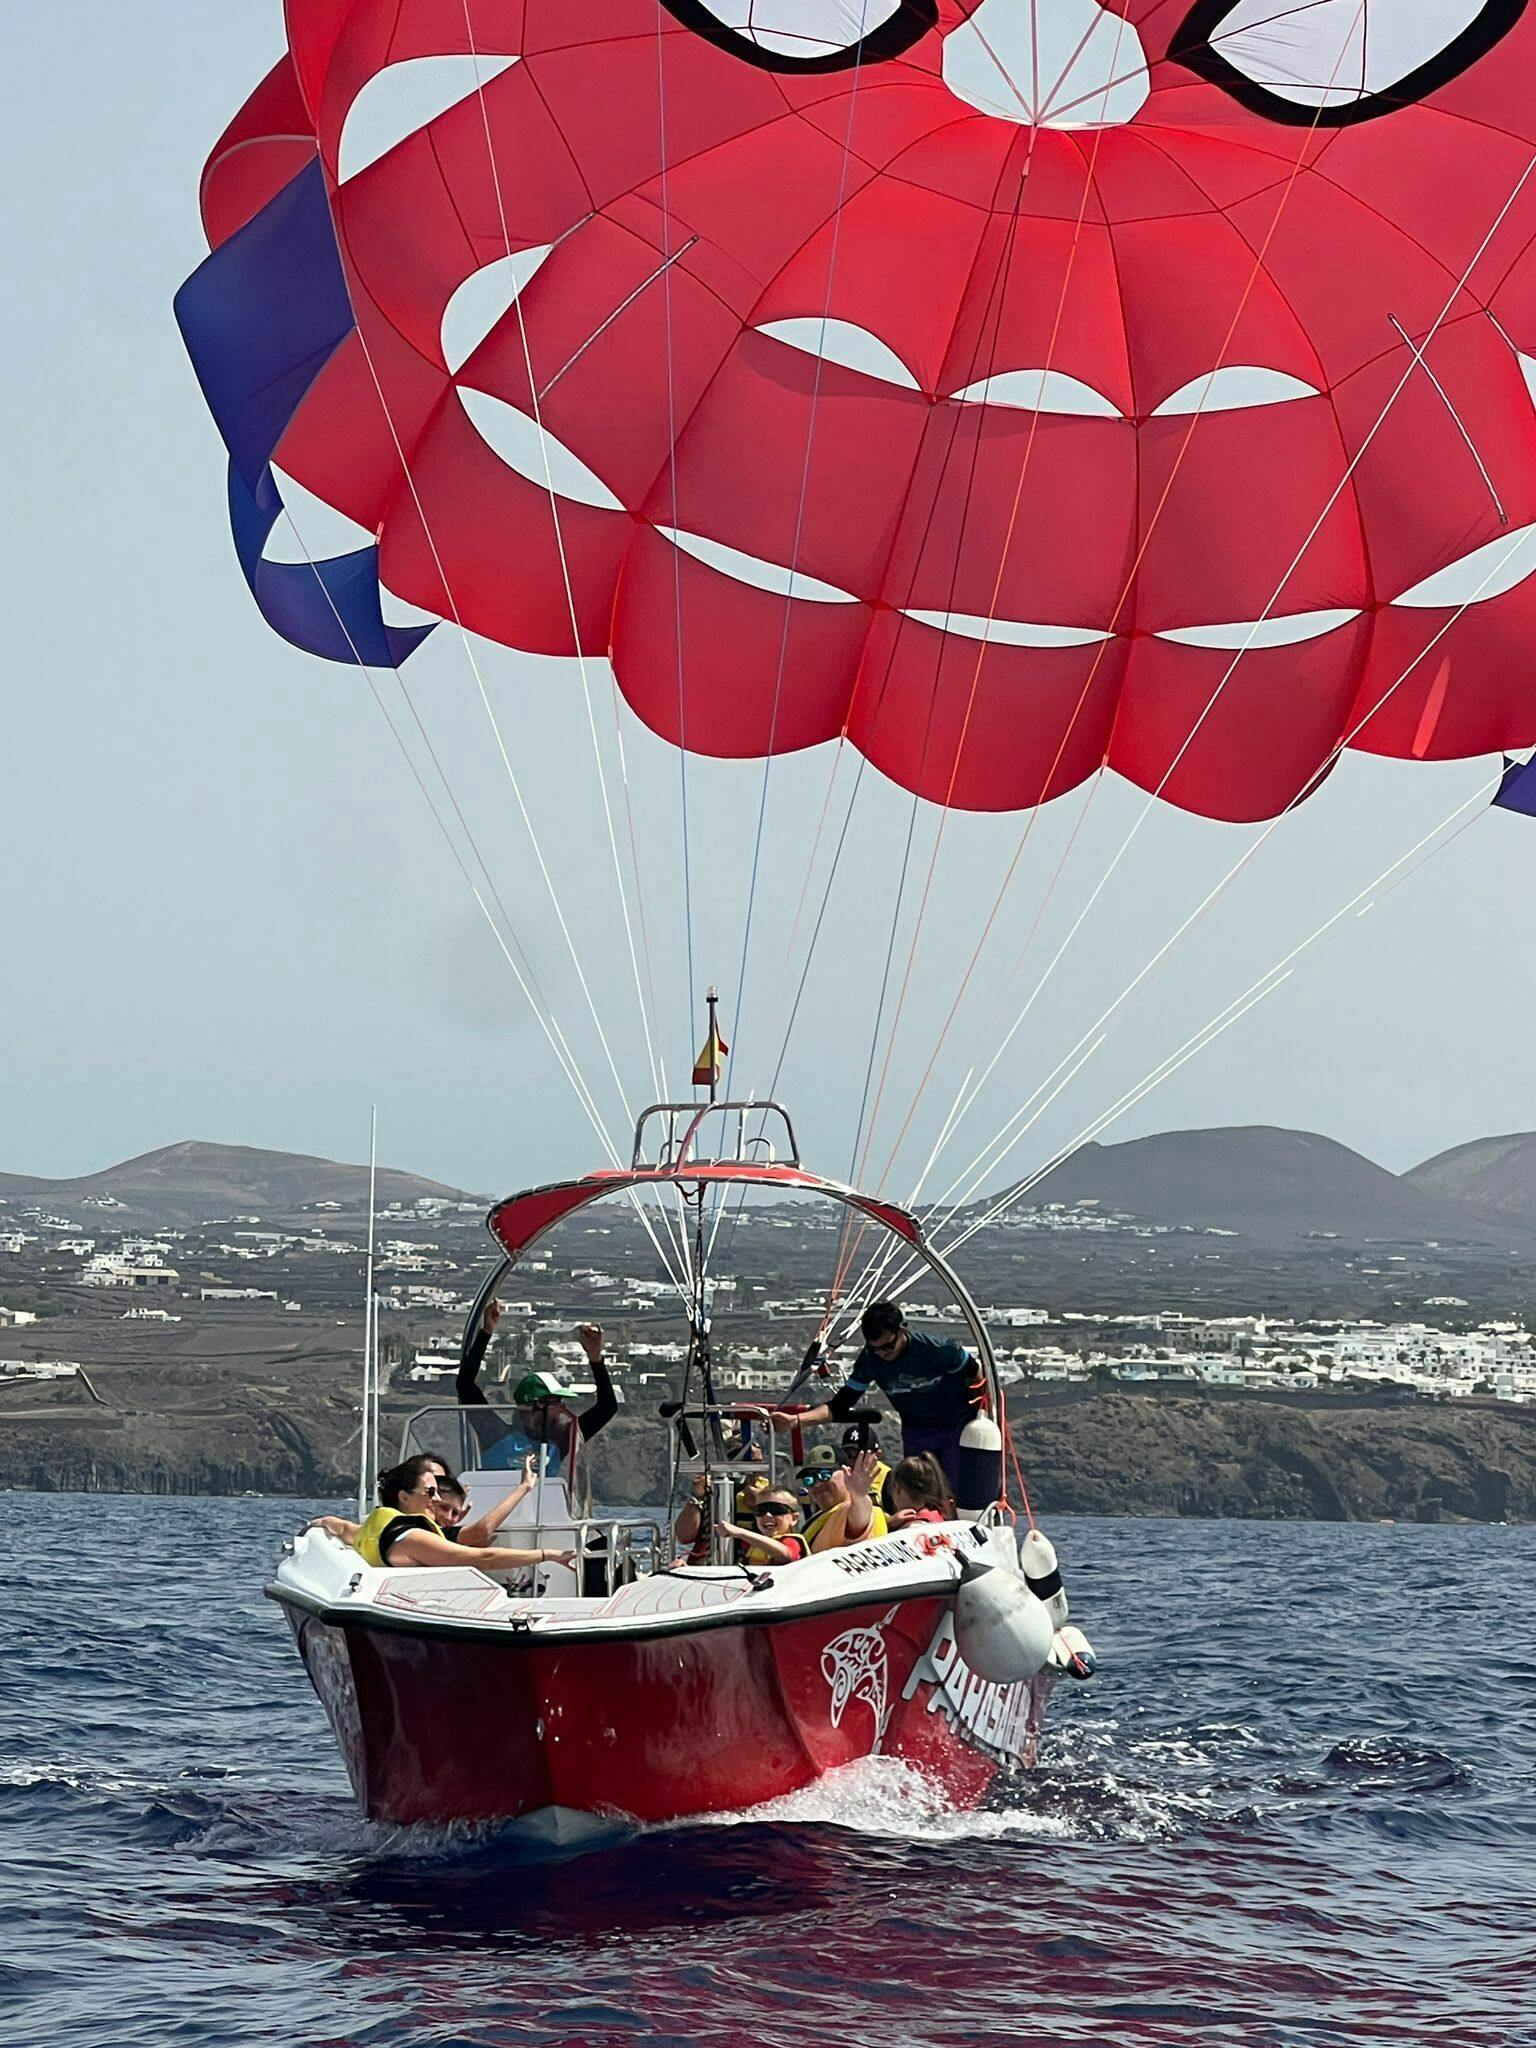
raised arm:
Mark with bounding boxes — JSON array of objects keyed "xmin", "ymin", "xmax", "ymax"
[
  {"xmin": 456, "ymin": 1453, "xmax": 537, "ymax": 1547},
  {"xmin": 456, "ymin": 1298, "xmax": 500, "ymax": 1407},
  {"xmin": 575, "ymin": 1323, "xmax": 619, "ymax": 1440}
]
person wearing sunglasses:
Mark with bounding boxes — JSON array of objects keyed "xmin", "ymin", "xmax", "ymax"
[
  {"xmin": 714, "ymin": 1489, "xmax": 809, "ymax": 1567},
  {"xmin": 768, "ymin": 1299, "xmax": 985, "ymax": 1495},
  {"xmin": 806, "ymin": 1448, "xmax": 889, "ymax": 1553},
  {"xmin": 309, "ymin": 1455, "xmax": 573, "ymax": 1572}
]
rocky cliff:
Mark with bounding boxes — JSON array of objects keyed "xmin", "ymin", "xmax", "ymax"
[{"xmin": 5, "ymin": 1386, "xmax": 1531, "ymax": 1522}]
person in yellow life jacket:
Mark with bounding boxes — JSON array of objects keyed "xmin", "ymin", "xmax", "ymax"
[
  {"xmin": 714, "ymin": 1489, "xmax": 809, "ymax": 1566},
  {"xmin": 808, "ymin": 1448, "xmax": 889, "ymax": 1552},
  {"xmin": 309, "ymin": 1455, "xmax": 574, "ymax": 1572}
]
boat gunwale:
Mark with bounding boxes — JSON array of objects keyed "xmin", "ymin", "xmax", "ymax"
[{"xmin": 264, "ymin": 1563, "xmax": 969, "ymax": 1650}]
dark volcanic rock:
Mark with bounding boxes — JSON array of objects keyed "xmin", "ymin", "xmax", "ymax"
[
  {"xmin": 4, "ymin": 1384, "xmax": 1533, "ymax": 1523},
  {"xmin": 0, "ymin": 1139, "xmax": 479, "ymax": 1228},
  {"xmin": 1011, "ymin": 1388, "xmax": 1536, "ymax": 1521},
  {"xmin": 1407, "ymin": 1130, "xmax": 1536, "ymax": 1229},
  {"xmin": 1008, "ymin": 1126, "xmax": 1525, "ymax": 1244}
]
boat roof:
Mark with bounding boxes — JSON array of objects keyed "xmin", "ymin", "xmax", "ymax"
[{"xmin": 487, "ymin": 1162, "xmax": 924, "ymax": 1262}]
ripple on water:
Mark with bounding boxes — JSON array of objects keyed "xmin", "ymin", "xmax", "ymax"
[{"xmin": 4, "ymin": 1499, "xmax": 1535, "ymax": 2048}]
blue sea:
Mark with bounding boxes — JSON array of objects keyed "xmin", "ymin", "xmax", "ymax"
[{"xmin": 3, "ymin": 1498, "xmax": 1532, "ymax": 2048}]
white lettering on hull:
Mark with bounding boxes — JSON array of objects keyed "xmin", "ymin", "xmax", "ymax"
[{"xmin": 903, "ymin": 1613, "xmax": 1037, "ymax": 1764}]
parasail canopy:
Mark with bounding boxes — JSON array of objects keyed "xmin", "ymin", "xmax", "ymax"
[{"xmin": 178, "ymin": 0, "xmax": 1536, "ymax": 826}]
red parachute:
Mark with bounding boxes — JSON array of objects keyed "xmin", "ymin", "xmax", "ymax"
[{"xmin": 183, "ymin": 1, "xmax": 1536, "ymax": 822}]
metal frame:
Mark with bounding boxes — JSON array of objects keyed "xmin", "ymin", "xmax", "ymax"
[
  {"xmin": 631, "ymin": 1098, "xmax": 800, "ymax": 1170},
  {"xmin": 465, "ymin": 1101, "xmax": 1001, "ymax": 1412}
]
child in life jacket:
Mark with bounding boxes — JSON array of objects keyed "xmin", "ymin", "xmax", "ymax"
[{"xmin": 715, "ymin": 1488, "xmax": 809, "ymax": 1566}]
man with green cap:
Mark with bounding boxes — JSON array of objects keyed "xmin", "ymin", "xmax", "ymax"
[{"xmin": 456, "ymin": 1303, "xmax": 617, "ymax": 1471}]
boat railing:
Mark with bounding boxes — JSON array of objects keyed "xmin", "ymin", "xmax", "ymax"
[
  {"xmin": 631, "ymin": 1098, "xmax": 799, "ymax": 1171},
  {"xmin": 661, "ymin": 1400, "xmax": 798, "ymax": 1494}
]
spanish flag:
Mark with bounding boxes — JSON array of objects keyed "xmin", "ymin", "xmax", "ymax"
[{"xmin": 692, "ymin": 1022, "xmax": 729, "ymax": 1087}]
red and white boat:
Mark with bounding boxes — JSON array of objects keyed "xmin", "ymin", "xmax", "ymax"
[{"xmin": 269, "ymin": 1100, "xmax": 1094, "ymax": 1836}]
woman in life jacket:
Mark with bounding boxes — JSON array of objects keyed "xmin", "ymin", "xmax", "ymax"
[{"xmin": 311, "ymin": 1455, "xmax": 575, "ymax": 1571}]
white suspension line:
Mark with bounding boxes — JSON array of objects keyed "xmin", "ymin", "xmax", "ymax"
[
  {"xmin": 845, "ymin": 10, "xmax": 1388, "ymax": 1208},
  {"xmin": 934, "ymin": 765, "xmax": 1500, "ymax": 1270},
  {"xmin": 920, "ymin": 505, "xmax": 1536, "ymax": 1241},
  {"xmin": 653, "ymin": 12, "xmax": 698, "ymax": 1053},
  {"xmin": 901, "ymin": 147, "xmax": 1536, "ymax": 1214},
  {"xmin": 837, "ymin": 750, "xmax": 1501, "ymax": 1330},
  {"xmin": 274, "ymin": 497, "xmax": 695, "ymax": 1306},
  {"xmin": 831, "ymin": 1026, "xmax": 1109, "ymax": 1339},
  {"xmin": 317, "ymin": 98, "xmax": 695, "ymax": 1288},
  {"xmin": 722, "ymin": 11, "xmax": 877, "ymax": 1113},
  {"xmin": 462, "ymin": 9, "xmax": 670, "ymax": 1117}
]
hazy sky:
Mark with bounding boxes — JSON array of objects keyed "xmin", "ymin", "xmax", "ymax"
[{"xmin": 6, "ymin": 2, "xmax": 1536, "ymax": 1206}]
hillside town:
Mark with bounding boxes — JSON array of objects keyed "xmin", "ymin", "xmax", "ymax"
[{"xmin": 3, "ymin": 1176, "xmax": 1534, "ymax": 1411}]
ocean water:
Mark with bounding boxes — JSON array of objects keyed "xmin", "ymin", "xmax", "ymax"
[{"xmin": 2, "ymin": 1498, "xmax": 1532, "ymax": 2048}]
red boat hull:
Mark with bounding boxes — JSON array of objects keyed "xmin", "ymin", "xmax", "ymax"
[{"xmin": 280, "ymin": 1593, "xmax": 1051, "ymax": 1826}]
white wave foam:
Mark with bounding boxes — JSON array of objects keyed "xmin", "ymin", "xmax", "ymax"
[{"xmin": 679, "ymin": 1754, "xmax": 1076, "ymax": 1842}]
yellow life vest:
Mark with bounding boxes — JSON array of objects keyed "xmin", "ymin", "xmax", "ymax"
[
  {"xmin": 353, "ymin": 1506, "xmax": 434, "ymax": 1567},
  {"xmin": 809, "ymin": 1502, "xmax": 890, "ymax": 1553},
  {"xmin": 743, "ymin": 1533, "xmax": 809, "ymax": 1566}
]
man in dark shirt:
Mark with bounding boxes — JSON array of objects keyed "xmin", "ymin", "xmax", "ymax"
[
  {"xmin": 456, "ymin": 1302, "xmax": 618, "ymax": 1471},
  {"xmin": 769, "ymin": 1299, "xmax": 984, "ymax": 1492}
]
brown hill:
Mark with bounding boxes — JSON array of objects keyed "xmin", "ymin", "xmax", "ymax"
[
  {"xmin": 1002, "ymin": 1125, "xmax": 1525, "ymax": 1244},
  {"xmin": 0, "ymin": 1139, "xmax": 479, "ymax": 1227},
  {"xmin": 1405, "ymin": 1131, "xmax": 1536, "ymax": 1228}
]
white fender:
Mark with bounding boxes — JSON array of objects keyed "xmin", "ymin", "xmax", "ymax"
[
  {"xmin": 952, "ymin": 1557, "xmax": 1055, "ymax": 1683},
  {"xmin": 1018, "ymin": 1526, "xmax": 1070, "ymax": 1627},
  {"xmin": 1047, "ymin": 1624, "xmax": 1097, "ymax": 1680}
]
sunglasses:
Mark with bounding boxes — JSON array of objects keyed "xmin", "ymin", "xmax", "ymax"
[
  {"xmin": 867, "ymin": 1332, "xmax": 902, "ymax": 1355},
  {"xmin": 754, "ymin": 1502, "xmax": 797, "ymax": 1518}
]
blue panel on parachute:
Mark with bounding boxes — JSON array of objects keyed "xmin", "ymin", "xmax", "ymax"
[
  {"xmin": 1493, "ymin": 754, "xmax": 1536, "ymax": 817},
  {"xmin": 228, "ymin": 464, "xmax": 432, "ymax": 670},
  {"xmin": 175, "ymin": 160, "xmax": 433, "ymax": 670}
]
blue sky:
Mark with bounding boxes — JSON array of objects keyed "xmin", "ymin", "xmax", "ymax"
[{"xmin": 5, "ymin": 2, "xmax": 1536, "ymax": 1203}]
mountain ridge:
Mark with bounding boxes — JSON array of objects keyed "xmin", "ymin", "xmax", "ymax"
[
  {"xmin": 1001, "ymin": 1122, "xmax": 1533, "ymax": 1244},
  {"xmin": 0, "ymin": 1139, "xmax": 480, "ymax": 1226},
  {"xmin": 1405, "ymin": 1129, "xmax": 1536, "ymax": 1229}
]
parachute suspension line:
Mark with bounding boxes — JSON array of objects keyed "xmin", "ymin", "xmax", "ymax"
[
  {"xmin": 654, "ymin": 12, "xmax": 697, "ymax": 1047},
  {"xmin": 270, "ymin": 496, "xmax": 695, "ymax": 1305},
  {"xmin": 271, "ymin": 502, "xmax": 620, "ymax": 1150},
  {"xmin": 703, "ymin": 752, "xmax": 874, "ymax": 1291},
  {"xmin": 848, "ymin": 31, "xmax": 1443, "ymax": 1227},
  {"xmin": 832, "ymin": 1028, "xmax": 1109, "ymax": 1336},
  {"xmin": 843, "ymin": 504, "xmax": 1526, "ymax": 1318},
  {"xmin": 1387, "ymin": 311, "xmax": 1507, "ymax": 523},
  {"xmin": 941, "ymin": 779, "xmax": 1499, "ymax": 1262},
  {"xmin": 318, "ymin": 49, "xmax": 699, "ymax": 1294},
  {"xmin": 936, "ymin": 139, "xmax": 1536, "ymax": 1160},
  {"xmin": 340, "ymin": 317, "xmax": 650, "ymax": 1140},
  {"xmin": 821, "ymin": 99, "xmax": 1115, "ymax": 1317},
  {"xmin": 886, "ymin": 515, "xmax": 1536, "ymax": 1286},
  {"xmin": 461, "ymin": 8, "xmax": 671, "ymax": 1115},
  {"xmin": 721, "ymin": 21, "xmax": 874, "ymax": 1119},
  {"xmin": 818, "ymin": 146, "xmax": 1055, "ymax": 1319},
  {"xmin": 830, "ymin": 57, "xmax": 1137, "ymax": 1253}
]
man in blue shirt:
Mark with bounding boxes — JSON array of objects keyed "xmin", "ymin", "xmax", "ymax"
[{"xmin": 770, "ymin": 1300, "xmax": 984, "ymax": 1493}]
